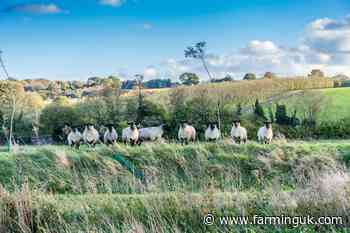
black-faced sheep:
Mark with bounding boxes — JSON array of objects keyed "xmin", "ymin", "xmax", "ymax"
[
  {"xmin": 122, "ymin": 122, "xmax": 140, "ymax": 146},
  {"xmin": 83, "ymin": 123, "xmax": 100, "ymax": 147},
  {"xmin": 104, "ymin": 124, "xmax": 118, "ymax": 146},
  {"xmin": 68, "ymin": 126, "xmax": 82, "ymax": 149},
  {"xmin": 230, "ymin": 120, "xmax": 248, "ymax": 144},
  {"xmin": 257, "ymin": 121, "xmax": 273, "ymax": 144},
  {"xmin": 204, "ymin": 122, "xmax": 220, "ymax": 142}
]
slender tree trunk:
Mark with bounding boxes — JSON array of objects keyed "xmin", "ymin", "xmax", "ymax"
[
  {"xmin": 201, "ymin": 57, "xmax": 213, "ymax": 80},
  {"xmin": 217, "ymin": 100, "xmax": 221, "ymax": 138},
  {"xmin": 8, "ymin": 95, "xmax": 16, "ymax": 151}
]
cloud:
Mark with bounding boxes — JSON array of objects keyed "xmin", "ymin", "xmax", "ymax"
[
  {"xmin": 99, "ymin": 0, "xmax": 125, "ymax": 7},
  {"xmin": 305, "ymin": 16, "xmax": 350, "ymax": 54},
  {"xmin": 4, "ymin": 3, "xmax": 66, "ymax": 15},
  {"xmin": 158, "ymin": 15, "xmax": 350, "ymax": 80},
  {"xmin": 240, "ymin": 40, "xmax": 280, "ymax": 55},
  {"xmin": 143, "ymin": 66, "xmax": 159, "ymax": 79}
]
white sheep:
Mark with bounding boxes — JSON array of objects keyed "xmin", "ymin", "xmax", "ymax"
[
  {"xmin": 104, "ymin": 125, "xmax": 118, "ymax": 145},
  {"xmin": 122, "ymin": 122, "xmax": 140, "ymax": 146},
  {"xmin": 230, "ymin": 120, "xmax": 248, "ymax": 144},
  {"xmin": 205, "ymin": 123, "xmax": 220, "ymax": 141},
  {"xmin": 178, "ymin": 122, "xmax": 196, "ymax": 144},
  {"xmin": 83, "ymin": 124, "xmax": 100, "ymax": 147},
  {"xmin": 68, "ymin": 126, "xmax": 82, "ymax": 149},
  {"xmin": 257, "ymin": 121, "xmax": 273, "ymax": 144},
  {"xmin": 139, "ymin": 124, "xmax": 165, "ymax": 142}
]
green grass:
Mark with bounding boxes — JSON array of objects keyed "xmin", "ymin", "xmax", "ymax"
[
  {"xmin": 320, "ymin": 88, "xmax": 350, "ymax": 121},
  {"xmin": 270, "ymin": 87, "xmax": 350, "ymax": 123},
  {"xmin": 2, "ymin": 141, "xmax": 350, "ymax": 232}
]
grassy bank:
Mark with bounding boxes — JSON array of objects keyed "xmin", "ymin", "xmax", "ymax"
[
  {"xmin": 1, "ymin": 141, "xmax": 350, "ymax": 232},
  {"xmin": 0, "ymin": 141, "xmax": 350, "ymax": 193}
]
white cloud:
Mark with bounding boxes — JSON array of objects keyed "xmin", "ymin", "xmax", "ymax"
[
  {"xmin": 158, "ymin": 15, "xmax": 350, "ymax": 80},
  {"xmin": 99, "ymin": 0, "xmax": 125, "ymax": 7},
  {"xmin": 143, "ymin": 67, "xmax": 159, "ymax": 79},
  {"xmin": 5, "ymin": 3, "xmax": 66, "ymax": 15},
  {"xmin": 240, "ymin": 40, "xmax": 280, "ymax": 55}
]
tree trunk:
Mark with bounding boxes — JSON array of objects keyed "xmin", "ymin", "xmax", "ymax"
[
  {"xmin": 201, "ymin": 58, "xmax": 213, "ymax": 80},
  {"xmin": 217, "ymin": 100, "xmax": 221, "ymax": 138},
  {"xmin": 8, "ymin": 95, "xmax": 16, "ymax": 152}
]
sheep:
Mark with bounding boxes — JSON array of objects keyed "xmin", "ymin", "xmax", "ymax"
[
  {"xmin": 67, "ymin": 126, "xmax": 82, "ymax": 149},
  {"xmin": 99, "ymin": 125, "xmax": 108, "ymax": 142},
  {"xmin": 62, "ymin": 123, "xmax": 72, "ymax": 143},
  {"xmin": 178, "ymin": 122, "xmax": 196, "ymax": 144},
  {"xmin": 230, "ymin": 120, "xmax": 248, "ymax": 144},
  {"xmin": 104, "ymin": 124, "xmax": 118, "ymax": 146},
  {"xmin": 257, "ymin": 121, "xmax": 273, "ymax": 144},
  {"xmin": 83, "ymin": 123, "xmax": 100, "ymax": 147},
  {"xmin": 204, "ymin": 122, "xmax": 220, "ymax": 142},
  {"xmin": 139, "ymin": 124, "xmax": 165, "ymax": 142},
  {"xmin": 122, "ymin": 122, "xmax": 140, "ymax": 146}
]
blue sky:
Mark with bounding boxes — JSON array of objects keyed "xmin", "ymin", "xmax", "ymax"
[{"xmin": 0, "ymin": 0, "xmax": 349, "ymax": 80}]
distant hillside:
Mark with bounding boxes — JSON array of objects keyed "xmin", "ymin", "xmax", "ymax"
[{"xmin": 17, "ymin": 77, "xmax": 177, "ymax": 100}]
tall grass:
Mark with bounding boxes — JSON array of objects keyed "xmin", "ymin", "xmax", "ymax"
[{"xmin": 0, "ymin": 141, "xmax": 350, "ymax": 232}]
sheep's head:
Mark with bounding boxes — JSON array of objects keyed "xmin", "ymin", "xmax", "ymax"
[
  {"xmin": 62, "ymin": 124, "xmax": 72, "ymax": 135},
  {"xmin": 265, "ymin": 121, "xmax": 272, "ymax": 129},
  {"xmin": 87, "ymin": 123, "xmax": 95, "ymax": 130},
  {"xmin": 180, "ymin": 121, "xmax": 187, "ymax": 128},
  {"xmin": 209, "ymin": 122, "xmax": 216, "ymax": 130},
  {"xmin": 107, "ymin": 124, "xmax": 114, "ymax": 131},
  {"xmin": 129, "ymin": 122, "xmax": 137, "ymax": 130},
  {"xmin": 233, "ymin": 120, "xmax": 241, "ymax": 127}
]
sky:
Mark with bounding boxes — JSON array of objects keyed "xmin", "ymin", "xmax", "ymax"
[{"xmin": 0, "ymin": 0, "xmax": 350, "ymax": 81}]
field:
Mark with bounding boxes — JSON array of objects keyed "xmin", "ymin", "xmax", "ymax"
[
  {"xmin": 2, "ymin": 141, "xmax": 350, "ymax": 232},
  {"xmin": 274, "ymin": 87, "xmax": 350, "ymax": 123}
]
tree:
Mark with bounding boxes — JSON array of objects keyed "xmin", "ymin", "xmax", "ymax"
[
  {"xmin": 101, "ymin": 76, "xmax": 121, "ymax": 97},
  {"xmin": 263, "ymin": 72, "xmax": 277, "ymax": 79},
  {"xmin": 179, "ymin": 73, "xmax": 200, "ymax": 86},
  {"xmin": 0, "ymin": 81, "xmax": 25, "ymax": 150},
  {"xmin": 185, "ymin": 42, "xmax": 213, "ymax": 80},
  {"xmin": 135, "ymin": 74, "xmax": 146, "ymax": 124},
  {"xmin": 275, "ymin": 104, "xmax": 289, "ymax": 125},
  {"xmin": 235, "ymin": 103, "xmax": 242, "ymax": 118},
  {"xmin": 254, "ymin": 99, "xmax": 265, "ymax": 119},
  {"xmin": 268, "ymin": 107, "xmax": 275, "ymax": 123},
  {"xmin": 211, "ymin": 75, "xmax": 233, "ymax": 83},
  {"xmin": 308, "ymin": 69, "xmax": 325, "ymax": 78},
  {"xmin": 243, "ymin": 73, "xmax": 256, "ymax": 80},
  {"xmin": 144, "ymin": 79, "xmax": 172, "ymax": 88}
]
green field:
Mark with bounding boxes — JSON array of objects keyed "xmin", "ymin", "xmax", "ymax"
[
  {"xmin": 1, "ymin": 141, "xmax": 350, "ymax": 232},
  {"xmin": 272, "ymin": 87, "xmax": 350, "ymax": 123}
]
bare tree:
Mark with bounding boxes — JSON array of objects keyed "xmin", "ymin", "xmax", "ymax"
[
  {"xmin": 0, "ymin": 51, "xmax": 17, "ymax": 151},
  {"xmin": 135, "ymin": 74, "xmax": 145, "ymax": 124},
  {"xmin": 185, "ymin": 42, "xmax": 213, "ymax": 80}
]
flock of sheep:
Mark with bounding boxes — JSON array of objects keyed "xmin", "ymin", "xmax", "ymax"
[{"xmin": 64, "ymin": 120, "xmax": 274, "ymax": 149}]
